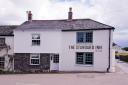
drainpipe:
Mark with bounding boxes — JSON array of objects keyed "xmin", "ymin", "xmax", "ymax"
[{"xmin": 107, "ymin": 29, "xmax": 111, "ymax": 72}]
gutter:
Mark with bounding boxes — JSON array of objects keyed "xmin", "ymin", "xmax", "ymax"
[
  {"xmin": 107, "ymin": 29, "xmax": 111, "ymax": 72},
  {"xmin": 62, "ymin": 28, "xmax": 115, "ymax": 32},
  {"xmin": 0, "ymin": 35, "xmax": 14, "ymax": 36}
]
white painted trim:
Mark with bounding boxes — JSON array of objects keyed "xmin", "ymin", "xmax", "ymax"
[
  {"xmin": 75, "ymin": 52, "xmax": 94, "ymax": 65},
  {"xmin": 31, "ymin": 33, "xmax": 41, "ymax": 46},
  {"xmin": 30, "ymin": 53, "xmax": 40, "ymax": 65}
]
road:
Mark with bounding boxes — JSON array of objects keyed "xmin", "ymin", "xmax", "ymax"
[
  {"xmin": 0, "ymin": 61, "xmax": 128, "ymax": 85},
  {"xmin": 116, "ymin": 60, "xmax": 128, "ymax": 73}
]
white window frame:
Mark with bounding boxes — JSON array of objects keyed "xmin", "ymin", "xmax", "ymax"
[
  {"xmin": 77, "ymin": 31, "xmax": 93, "ymax": 43},
  {"xmin": 30, "ymin": 53, "xmax": 40, "ymax": 65},
  {"xmin": 53, "ymin": 54, "xmax": 59, "ymax": 63},
  {"xmin": 76, "ymin": 52, "xmax": 93, "ymax": 65},
  {"xmin": 32, "ymin": 34, "xmax": 41, "ymax": 46}
]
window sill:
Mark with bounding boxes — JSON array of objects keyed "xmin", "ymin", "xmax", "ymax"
[
  {"xmin": 30, "ymin": 64, "xmax": 40, "ymax": 65},
  {"xmin": 76, "ymin": 43, "xmax": 93, "ymax": 45},
  {"xmin": 31, "ymin": 45, "xmax": 40, "ymax": 46},
  {"xmin": 75, "ymin": 64, "xmax": 93, "ymax": 67}
]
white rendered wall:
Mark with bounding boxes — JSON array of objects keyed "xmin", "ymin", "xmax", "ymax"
[
  {"xmin": 14, "ymin": 29, "xmax": 114, "ymax": 72},
  {"xmin": 14, "ymin": 30, "xmax": 61, "ymax": 53},
  {"xmin": 59, "ymin": 30, "xmax": 113, "ymax": 72},
  {"xmin": 109, "ymin": 30, "xmax": 115, "ymax": 72}
]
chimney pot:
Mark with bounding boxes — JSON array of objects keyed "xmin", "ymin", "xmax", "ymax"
[
  {"xmin": 68, "ymin": 7, "xmax": 73, "ymax": 20},
  {"xmin": 69, "ymin": 7, "xmax": 72, "ymax": 12},
  {"xmin": 27, "ymin": 11, "xmax": 32, "ymax": 21}
]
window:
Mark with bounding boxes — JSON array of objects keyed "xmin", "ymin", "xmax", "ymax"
[
  {"xmin": 0, "ymin": 38, "xmax": 5, "ymax": 46},
  {"xmin": 0, "ymin": 57, "xmax": 5, "ymax": 69},
  {"xmin": 53, "ymin": 54, "xmax": 59, "ymax": 63},
  {"xmin": 30, "ymin": 53, "xmax": 40, "ymax": 65},
  {"xmin": 76, "ymin": 53, "xmax": 84, "ymax": 64},
  {"xmin": 76, "ymin": 52, "xmax": 93, "ymax": 65},
  {"xmin": 86, "ymin": 32, "xmax": 93, "ymax": 43},
  {"xmin": 32, "ymin": 34, "xmax": 40, "ymax": 46},
  {"xmin": 77, "ymin": 32, "xmax": 93, "ymax": 43}
]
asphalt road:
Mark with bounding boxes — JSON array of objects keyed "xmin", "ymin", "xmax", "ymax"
[{"xmin": 0, "ymin": 61, "xmax": 128, "ymax": 85}]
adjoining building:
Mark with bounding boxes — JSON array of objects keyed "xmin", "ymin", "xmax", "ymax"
[
  {"xmin": 113, "ymin": 43, "xmax": 128, "ymax": 57},
  {"xmin": 0, "ymin": 25, "xmax": 18, "ymax": 71},
  {"xmin": 113, "ymin": 43, "xmax": 123, "ymax": 53},
  {"xmin": 0, "ymin": 8, "xmax": 115, "ymax": 72}
]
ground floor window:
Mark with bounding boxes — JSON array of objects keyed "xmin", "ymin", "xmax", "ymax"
[
  {"xmin": 30, "ymin": 53, "xmax": 40, "ymax": 65},
  {"xmin": 53, "ymin": 54, "xmax": 59, "ymax": 63},
  {"xmin": 0, "ymin": 57, "xmax": 5, "ymax": 69},
  {"xmin": 76, "ymin": 52, "xmax": 93, "ymax": 65}
]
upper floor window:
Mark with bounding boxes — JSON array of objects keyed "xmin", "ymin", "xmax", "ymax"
[
  {"xmin": 77, "ymin": 32, "xmax": 93, "ymax": 43},
  {"xmin": 32, "ymin": 34, "xmax": 40, "ymax": 46}
]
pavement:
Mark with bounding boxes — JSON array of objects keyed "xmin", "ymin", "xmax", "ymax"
[
  {"xmin": 116, "ymin": 60, "xmax": 128, "ymax": 73},
  {"xmin": 0, "ymin": 60, "xmax": 128, "ymax": 85}
]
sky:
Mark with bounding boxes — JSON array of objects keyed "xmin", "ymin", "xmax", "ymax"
[{"xmin": 0, "ymin": 0, "xmax": 128, "ymax": 47}]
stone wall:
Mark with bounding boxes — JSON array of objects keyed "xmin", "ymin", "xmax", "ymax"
[{"xmin": 14, "ymin": 53, "xmax": 50, "ymax": 72}]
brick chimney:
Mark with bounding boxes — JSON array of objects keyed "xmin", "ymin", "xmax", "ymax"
[
  {"xmin": 68, "ymin": 7, "xmax": 73, "ymax": 20},
  {"xmin": 27, "ymin": 11, "xmax": 32, "ymax": 21}
]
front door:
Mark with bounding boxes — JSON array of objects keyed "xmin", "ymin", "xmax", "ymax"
[{"xmin": 50, "ymin": 54, "xmax": 59, "ymax": 71}]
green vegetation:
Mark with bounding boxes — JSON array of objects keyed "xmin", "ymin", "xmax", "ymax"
[
  {"xmin": 119, "ymin": 55, "xmax": 128, "ymax": 62},
  {"xmin": 123, "ymin": 47, "xmax": 128, "ymax": 51},
  {"xmin": 116, "ymin": 53, "xmax": 128, "ymax": 62}
]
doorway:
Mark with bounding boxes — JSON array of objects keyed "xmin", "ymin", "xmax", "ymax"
[{"xmin": 50, "ymin": 54, "xmax": 59, "ymax": 71}]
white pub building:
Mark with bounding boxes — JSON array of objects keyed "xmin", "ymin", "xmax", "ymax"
[{"xmin": 0, "ymin": 8, "xmax": 115, "ymax": 72}]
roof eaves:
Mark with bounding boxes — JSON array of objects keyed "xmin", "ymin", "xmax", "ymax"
[
  {"xmin": 89, "ymin": 19, "xmax": 114, "ymax": 28},
  {"xmin": 0, "ymin": 35, "xmax": 14, "ymax": 36},
  {"xmin": 62, "ymin": 28, "xmax": 115, "ymax": 31}
]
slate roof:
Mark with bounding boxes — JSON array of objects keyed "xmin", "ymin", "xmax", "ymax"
[
  {"xmin": 15, "ymin": 19, "xmax": 115, "ymax": 31},
  {"xmin": 113, "ymin": 43, "xmax": 121, "ymax": 47},
  {"xmin": 113, "ymin": 43, "xmax": 117, "ymax": 46},
  {"xmin": 0, "ymin": 25, "xmax": 18, "ymax": 36}
]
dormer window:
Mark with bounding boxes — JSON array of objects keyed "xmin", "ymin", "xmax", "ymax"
[{"xmin": 32, "ymin": 34, "xmax": 40, "ymax": 46}]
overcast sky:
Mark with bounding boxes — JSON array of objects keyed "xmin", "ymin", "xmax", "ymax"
[{"xmin": 0, "ymin": 0, "xmax": 128, "ymax": 47}]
